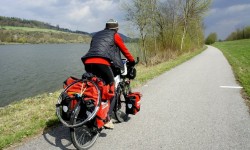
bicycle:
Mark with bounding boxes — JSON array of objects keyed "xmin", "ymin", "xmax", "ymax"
[{"xmin": 56, "ymin": 58, "xmax": 140, "ymax": 150}]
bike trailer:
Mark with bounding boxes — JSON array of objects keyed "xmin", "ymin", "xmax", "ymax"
[{"xmin": 126, "ymin": 92, "xmax": 142, "ymax": 115}]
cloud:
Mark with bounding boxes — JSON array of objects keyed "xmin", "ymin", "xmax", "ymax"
[
  {"xmin": 210, "ymin": 0, "xmax": 250, "ymax": 9},
  {"xmin": 5, "ymin": 0, "xmax": 249, "ymax": 39},
  {"xmin": 0, "ymin": 0, "xmax": 128, "ymax": 34},
  {"xmin": 205, "ymin": 2, "xmax": 250, "ymax": 39},
  {"xmin": 17, "ymin": 0, "xmax": 57, "ymax": 8},
  {"xmin": 67, "ymin": 6, "xmax": 92, "ymax": 21},
  {"xmin": 208, "ymin": 4, "xmax": 250, "ymax": 18},
  {"xmin": 217, "ymin": 19, "xmax": 241, "ymax": 27},
  {"xmin": 56, "ymin": 0, "xmax": 124, "ymax": 33},
  {"xmin": 225, "ymin": 4, "xmax": 250, "ymax": 14}
]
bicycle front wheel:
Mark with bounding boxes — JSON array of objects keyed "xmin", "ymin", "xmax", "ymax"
[{"xmin": 114, "ymin": 82, "xmax": 131, "ymax": 122}]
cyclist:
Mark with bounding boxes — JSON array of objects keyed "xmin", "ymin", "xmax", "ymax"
[{"xmin": 81, "ymin": 19, "xmax": 135, "ymax": 129}]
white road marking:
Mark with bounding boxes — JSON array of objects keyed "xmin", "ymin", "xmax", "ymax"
[{"xmin": 220, "ymin": 86, "xmax": 243, "ymax": 89}]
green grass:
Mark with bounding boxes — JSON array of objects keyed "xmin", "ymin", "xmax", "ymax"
[
  {"xmin": 213, "ymin": 39, "xmax": 250, "ymax": 104},
  {"xmin": 1, "ymin": 26, "xmax": 62, "ymax": 33},
  {"xmin": 0, "ymin": 47, "xmax": 205, "ymax": 149},
  {"xmin": 0, "ymin": 92, "xmax": 60, "ymax": 149}
]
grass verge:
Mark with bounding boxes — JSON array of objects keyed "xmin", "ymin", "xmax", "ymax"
[
  {"xmin": 0, "ymin": 47, "xmax": 206, "ymax": 149},
  {"xmin": 213, "ymin": 39, "xmax": 250, "ymax": 108}
]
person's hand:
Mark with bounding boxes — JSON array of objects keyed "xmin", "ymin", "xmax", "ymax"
[{"xmin": 127, "ymin": 61, "xmax": 135, "ymax": 66}]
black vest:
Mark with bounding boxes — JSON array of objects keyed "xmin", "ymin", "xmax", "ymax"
[{"xmin": 82, "ymin": 29, "xmax": 124, "ymax": 69}]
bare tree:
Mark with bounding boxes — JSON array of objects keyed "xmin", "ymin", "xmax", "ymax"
[
  {"xmin": 123, "ymin": 0, "xmax": 152, "ymax": 65},
  {"xmin": 179, "ymin": 0, "xmax": 211, "ymax": 50},
  {"xmin": 123, "ymin": 0, "xmax": 212, "ymax": 65}
]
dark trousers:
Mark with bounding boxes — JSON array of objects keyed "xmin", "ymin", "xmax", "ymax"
[
  {"xmin": 85, "ymin": 64, "xmax": 114, "ymax": 84},
  {"xmin": 84, "ymin": 64, "xmax": 116, "ymax": 116}
]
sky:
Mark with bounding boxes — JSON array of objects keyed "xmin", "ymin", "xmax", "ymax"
[
  {"xmin": 0, "ymin": 0, "xmax": 250, "ymax": 40},
  {"xmin": 204, "ymin": 0, "xmax": 250, "ymax": 40}
]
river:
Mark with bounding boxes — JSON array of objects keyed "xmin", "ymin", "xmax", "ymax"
[{"xmin": 0, "ymin": 44, "xmax": 89, "ymax": 107}]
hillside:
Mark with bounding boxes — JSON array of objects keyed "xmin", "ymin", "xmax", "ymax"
[
  {"xmin": 0, "ymin": 16, "xmax": 135, "ymax": 44},
  {"xmin": 0, "ymin": 16, "xmax": 92, "ymax": 44},
  {"xmin": 0, "ymin": 26, "xmax": 91, "ymax": 44},
  {"xmin": 0, "ymin": 16, "xmax": 90, "ymax": 35}
]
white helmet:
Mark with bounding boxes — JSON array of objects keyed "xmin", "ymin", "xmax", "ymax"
[{"xmin": 105, "ymin": 19, "xmax": 118, "ymax": 29}]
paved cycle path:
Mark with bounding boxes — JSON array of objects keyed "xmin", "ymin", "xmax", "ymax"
[{"xmin": 13, "ymin": 46, "xmax": 250, "ymax": 150}]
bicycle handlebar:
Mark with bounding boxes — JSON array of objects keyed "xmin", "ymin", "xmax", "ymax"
[
  {"xmin": 126, "ymin": 57, "xmax": 139, "ymax": 67},
  {"xmin": 135, "ymin": 57, "xmax": 139, "ymax": 65}
]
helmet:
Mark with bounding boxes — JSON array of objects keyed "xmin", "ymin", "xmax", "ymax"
[{"xmin": 105, "ymin": 19, "xmax": 118, "ymax": 29}]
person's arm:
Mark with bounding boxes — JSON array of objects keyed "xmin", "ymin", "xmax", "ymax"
[{"xmin": 114, "ymin": 33, "xmax": 135, "ymax": 62}]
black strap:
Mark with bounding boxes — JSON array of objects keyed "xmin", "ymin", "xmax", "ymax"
[{"xmin": 82, "ymin": 72, "xmax": 95, "ymax": 79}]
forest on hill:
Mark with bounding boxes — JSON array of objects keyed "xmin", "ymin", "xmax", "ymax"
[
  {"xmin": 0, "ymin": 16, "xmax": 134, "ymax": 44},
  {"xmin": 205, "ymin": 25, "xmax": 250, "ymax": 44},
  {"xmin": 0, "ymin": 16, "xmax": 89, "ymax": 35},
  {"xmin": 225, "ymin": 26, "xmax": 250, "ymax": 41},
  {"xmin": 0, "ymin": 16, "xmax": 91, "ymax": 44}
]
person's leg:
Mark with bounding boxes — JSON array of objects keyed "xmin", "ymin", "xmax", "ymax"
[{"xmin": 85, "ymin": 64, "xmax": 114, "ymax": 84}]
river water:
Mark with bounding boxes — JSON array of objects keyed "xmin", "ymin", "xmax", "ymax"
[{"xmin": 0, "ymin": 44, "xmax": 89, "ymax": 107}]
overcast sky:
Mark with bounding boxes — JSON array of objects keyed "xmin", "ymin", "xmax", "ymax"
[
  {"xmin": 0, "ymin": 0, "xmax": 250, "ymax": 40},
  {"xmin": 204, "ymin": 0, "xmax": 250, "ymax": 39}
]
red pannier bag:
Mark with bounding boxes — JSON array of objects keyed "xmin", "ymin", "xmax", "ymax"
[
  {"xmin": 61, "ymin": 76, "xmax": 99, "ymax": 120},
  {"xmin": 91, "ymin": 77, "xmax": 115, "ymax": 100},
  {"xmin": 95, "ymin": 100, "xmax": 110, "ymax": 128},
  {"xmin": 91, "ymin": 77, "xmax": 114, "ymax": 128},
  {"xmin": 126, "ymin": 92, "xmax": 142, "ymax": 115},
  {"xmin": 63, "ymin": 75, "xmax": 114, "ymax": 128},
  {"xmin": 63, "ymin": 77, "xmax": 99, "ymax": 107},
  {"xmin": 62, "ymin": 76, "xmax": 79, "ymax": 111}
]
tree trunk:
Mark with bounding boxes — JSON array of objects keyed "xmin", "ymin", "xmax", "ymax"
[{"xmin": 181, "ymin": 22, "xmax": 187, "ymax": 51}]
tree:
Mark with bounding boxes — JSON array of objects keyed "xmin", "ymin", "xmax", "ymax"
[
  {"xmin": 226, "ymin": 26, "xmax": 250, "ymax": 41},
  {"xmin": 179, "ymin": 0, "xmax": 211, "ymax": 50},
  {"xmin": 205, "ymin": 32, "xmax": 217, "ymax": 44},
  {"xmin": 123, "ymin": 0, "xmax": 212, "ymax": 65},
  {"xmin": 123, "ymin": 0, "xmax": 152, "ymax": 65}
]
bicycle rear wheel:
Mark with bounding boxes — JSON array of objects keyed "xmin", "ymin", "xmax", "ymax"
[
  {"xmin": 56, "ymin": 79, "xmax": 101, "ymax": 128},
  {"xmin": 70, "ymin": 104, "xmax": 100, "ymax": 150}
]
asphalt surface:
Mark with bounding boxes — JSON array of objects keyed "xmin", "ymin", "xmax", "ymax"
[{"xmin": 13, "ymin": 46, "xmax": 250, "ymax": 150}]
